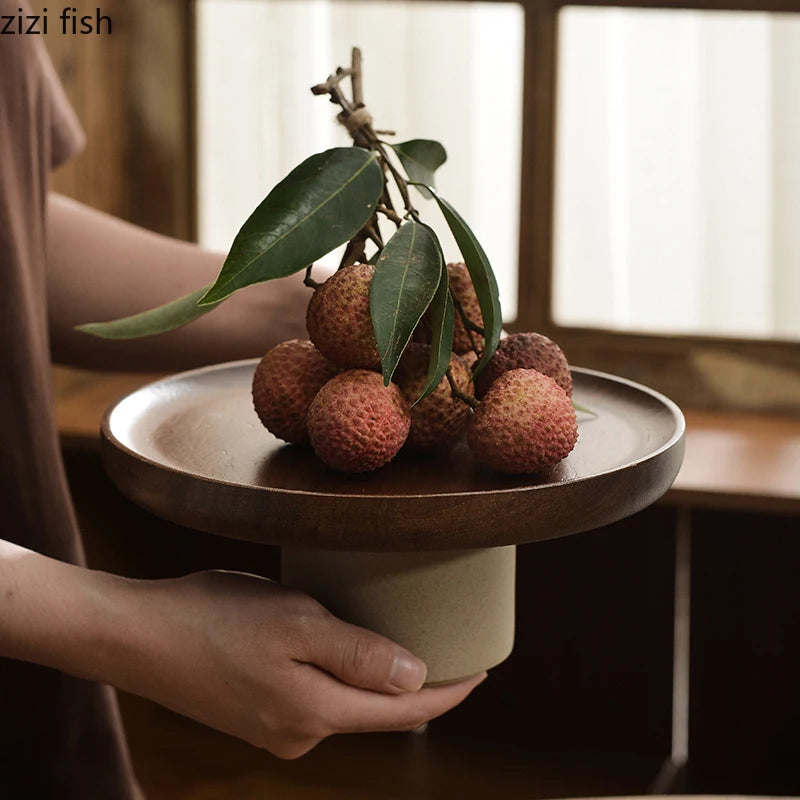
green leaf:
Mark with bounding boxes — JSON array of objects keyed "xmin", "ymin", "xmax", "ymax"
[
  {"xmin": 572, "ymin": 400, "xmax": 598, "ymax": 417},
  {"xmin": 412, "ymin": 253, "xmax": 455, "ymax": 407},
  {"xmin": 370, "ymin": 221, "xmax": 443, "ymax": 385},
  {"xmin": 428, "ymin": 190, "xmax": 503, "ymax": 376},
  {"xmin": 200, "ymin": 147, "xmax": 383, "ymax": 305},
  {"xmin": 390, "ymin": 139, "xmax": 447, "ymax": 199},
  {"xmin": 76, "ymin": 284, "xmax": 219, "ymax": 339}
]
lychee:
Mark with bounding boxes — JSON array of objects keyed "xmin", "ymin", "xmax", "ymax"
[
  {"xmin": 474, "ymin": 332, "xmax": 572, "ymax": 399},
  {"xmin": 459, "ymin": 349, "xmax": 479, "ymax": 374},
  {"xmin": 467, "ymin": 368, "xmax": 578, "ymax": 474},
  {"xmin": 307, "ymin": 370, "xmax": 411, "ymax": 472},
  {"xmin": 251, "ymin": 339, "xmax": 339, "ymax": 445},
  {"xmin": 306, "ymin": 263, "xmax": 380, "ymax": 369},
  {"xmin": 447, "ymin": 262, "xmax": 484, "ymax": 354},
  {"xmin": 394, "ymin": 344, "xmax": 473, "ymax": 451}
]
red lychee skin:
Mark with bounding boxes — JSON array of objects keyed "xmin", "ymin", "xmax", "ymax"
[
  {"xmin": 474, "ymin": 332, "xmax": 572, "ymax": 399},
  {"xmin": 448, "ymin": 262, "xmax": 484, "ymax": 354},
  {"xmin": 394, "ymin": 344, "xmax": 473, "ymax": 451},
  {"xmin": 459, "ymin": 349, "xmax": 479, "ymax": 373},
  {"xmin": 467, "ymin": 368, "xmax": 578, "ymax": 474},
  {"xmin": 307, "ymin": 370, "xmax": 411, "ymax": 473},
  {"xmin": 251, "ymin": 339, "xmax": 339, "ymax": 445},
  {"xmin": 306, "ymin": 263, "xmax": 380, "ymax": 369}
]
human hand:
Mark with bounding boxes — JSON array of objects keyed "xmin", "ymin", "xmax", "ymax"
[{"xmin": 97, "ymin": 570, "xmax": 486, "ymax": 759}]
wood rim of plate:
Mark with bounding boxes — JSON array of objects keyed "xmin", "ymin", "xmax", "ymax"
[{"xmin": 100, "ymin": 360, "xmax": 685, "ymax": 551}]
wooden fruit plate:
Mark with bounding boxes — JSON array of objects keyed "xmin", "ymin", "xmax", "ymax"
[{"xmin": 101, "ymin": 360, "xmax": 685, "ymax": 551}]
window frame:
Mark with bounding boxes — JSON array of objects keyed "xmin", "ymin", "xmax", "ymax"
[
  {"xmin": 512, "ymin": 0, "xmax": 800, "ymax": 414},
  {"xmin": 186, "ymin": 0, "xmax": 799, "ymax": 414}
]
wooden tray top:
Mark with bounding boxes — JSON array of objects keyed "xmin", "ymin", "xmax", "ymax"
[{"xmin": 101, "ymin": 360, "xmax": 685, "ymax": 551}]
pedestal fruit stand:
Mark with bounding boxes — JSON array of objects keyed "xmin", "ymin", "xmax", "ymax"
[
  {"xmin": 84, "ymin": 48, "xmax": 685, "ymax": 684},
  {"xmin": 100, "ymin": 361, "xmax": 684, "ymax": 684}
]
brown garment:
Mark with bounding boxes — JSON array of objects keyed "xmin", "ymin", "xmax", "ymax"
[{"xmin": 0, "ymin": 12, "xmax": 140, "ymax": 799}]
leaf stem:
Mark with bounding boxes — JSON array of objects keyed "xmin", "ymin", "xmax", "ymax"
[
  {"xmin": 446, "ymin": 368, "xmax": 479, "ymax": 410},
  {"xmin": 451, "ymin": 294, "xmax": 485, "ymax": 336},
  {"xmin": 303, "ymin": 265, "xmax": 321, "ymax": 289},
  {"xmin": 451, "ymin": 293, "xmax": 483, "ymax": 357}
]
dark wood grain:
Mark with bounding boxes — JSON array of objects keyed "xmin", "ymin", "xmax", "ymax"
[
  {"xmin": 118, "ymin": 691, "xmax": 669, "ymax": 800},
  {"xmin": 99, "ymin": 362, "xmax": 684, "ymax": 550},
  {"xmin": 687, "ymin": 509, "xmax": 800, "ymax": 793},
  {"xmin": 668, "ymin": 410, "xmax": 800, "ymax": 514},
  {"xmin": 39, "ymin": 0, "xmax": 194, "ymax": 238}
]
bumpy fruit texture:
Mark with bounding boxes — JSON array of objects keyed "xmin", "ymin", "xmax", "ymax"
[
  {"xmin": 307, "ymin": 370, "xmax": 411, "ymax": 472},
  {"xmin": 468, "ymin": 368, "xmax": 578, "ymax": 474},
  {"xmin": 459, "ymin": 349, "xmax": 479, "ymax": 373},
  {"xmin": 395, "ymin": 344, "xmax": 473, "ymax": 451},
  {"xmin": 474, "ymin": 332, "xmax": 572, "ymax": 399},
  {"xmin": 447, "ymin": 262, "xmax": 484, "ymax": 354},
  {"xmin": 251, "ymin": 339, "xmax": 339, "ymax": 445},
  {"xmin": 306, "ymin": 263, "xmax": 381, "ymax": 369}
]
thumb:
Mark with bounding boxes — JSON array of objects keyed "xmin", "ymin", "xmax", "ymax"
[{"xmin": 308, "ymin": 615, "xmax": 428, "ymax": 694}]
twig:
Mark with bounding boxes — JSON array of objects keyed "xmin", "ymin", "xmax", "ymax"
[
  {"xmin": 364, "ymin": 220, "xmax": 384, "ymax": 249},
  {"xmin": 303, "ymin": 265, "xmax": 320, "ymax": 289},
  {"xmin": 311, "ymin": 48, "xmax": 419, "ymax": 220},
  {"xmin": 378, "ymin": 185, "xmax": 401, "ymax": 228},
  {"xmin": 446, "ymin": 368, "xmax": 479, "ymax": 409},
  {"xmin": 379, "ymin": 151, "xmax": 418, "ymax": 219},
  {"xmin": 311, "ymin": 66, "xmax": 354, "ymax": 98},
  {"xmin": 452, "ymin": 294, "xmax": 485, "ymax": 336},
  {"xmin": 452, "ymin": 294, "xmax": 483, "ymax": 356},
  {"xmin": 377, "ymin": 203, "xmax": 403, "ymax": 226},
  {"xmin": 339, "ymin": 237, "xmax": 366, "ymax": 270},
  {"xmin": 351, "ymin": 48, "xmax": 363, "ymax": 105}
]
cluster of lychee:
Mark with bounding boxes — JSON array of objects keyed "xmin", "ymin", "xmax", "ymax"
[{"xmin": 251, "ymin": 262, "xmax": 578, "ymax": 474}]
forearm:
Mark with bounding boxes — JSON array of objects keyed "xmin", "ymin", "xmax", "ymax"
[
  {"xmin": 0, "ymin": 538, "xmax": 135, "ymax": 682},
  {"xmin": 46, "ymin": 193, "xmax": 310, "ymax": 371},
  {"xmin": 0, "ymin": 539, "xmax": 484, "ymax": 756}
]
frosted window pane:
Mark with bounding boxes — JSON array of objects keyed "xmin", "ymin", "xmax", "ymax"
[
  {"xmin": 196, "ymin": 0, "xmax": 523, "ymax": 321},
  {"xmin": 553, "ymin": 6, "xmax": 800, "ymax": 341}
]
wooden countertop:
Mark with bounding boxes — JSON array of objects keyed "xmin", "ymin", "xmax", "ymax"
[
  {"xmin": 119, "ymin": 692, "xmax": 670, "ymax": 800},
  {"xmin": 54, "ymin": 367, "xmax": 166, "ymax": 441},
  {"xmin": 670, "ymin": 409, "xmax": 800, "ymax": 514},
  {"xmin": 53, "ymin": 367, "xmax": 800, "ymax": 515}
]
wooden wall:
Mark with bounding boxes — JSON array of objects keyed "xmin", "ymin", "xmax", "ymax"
[{"xmin": 38, "ymin": 0, "xmax": 194, "ymax": 238}]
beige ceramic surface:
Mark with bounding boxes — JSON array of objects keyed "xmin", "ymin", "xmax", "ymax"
[
  {"xmin": 100, "ymin": 360, "xmax": 685, "ymax": 552},
  {"xmin": 282, "ymin": 546, "xmax": 516, "ymax": 685}
]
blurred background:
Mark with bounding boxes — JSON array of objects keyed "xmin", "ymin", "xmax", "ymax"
[{"xmin": 43, "ymin": 1, "xmax": 800, "ymax": 798}]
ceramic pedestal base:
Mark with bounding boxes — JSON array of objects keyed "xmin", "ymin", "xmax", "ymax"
[{"xmin": 281, "ymin": 545, "xmax": 516, "ymax": 685}]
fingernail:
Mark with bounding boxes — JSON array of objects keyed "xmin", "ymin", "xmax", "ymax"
[{"xmin": 390, "ymin": 652, "xmax": 427, "ymax": 692}]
